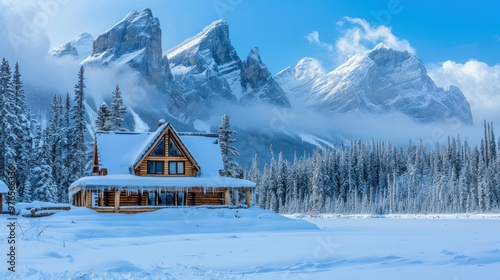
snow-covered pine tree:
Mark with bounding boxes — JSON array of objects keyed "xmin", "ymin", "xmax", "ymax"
[
  {"xmin": 246, "ymin": 155, "xmax": 261, "ymax": 207},
  {"xmin": 96, "ymin": 102, "xmax": 110, "ymax": 131},
  {"xmin": 258, "ymin": 163, "xmax": 269, "ymax": 209},
  {"xmin": 217, "ymin": 114, "xmax": 243, "ymax": 178},
  {"xmin": 107, "ymin": 84, "xmax": 127, "ymax": 131},
  {"xmin": 0, "ymin": 59, "xmax": 19, "ymax": 182},
  {"xmin": 68, "ymin": 66, "xmax": 88, "ymax": 181},
  {"xmin": 276, "ymin": 152, "xmax": 288, "ymax": 213},
  {"xmin": 310, "ymin": 150, "xmax": 324, "ymax": 215},
  {"xmin": 31, "ymin": 130, "xmax": 56, "ymax": 203},
  {"xmin": 0, "ymin": 58, "xmax": 10, "ymax": 180},
  {"xmin": 46, "ymin": 95, "xmax": 71, "ymax": 202},
  {"xmin": 13, "ymin": 62, "xmax": 34, "ymax": 201}
]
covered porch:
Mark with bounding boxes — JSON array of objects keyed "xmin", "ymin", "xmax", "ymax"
[{"xmin": 69, "ymin": 174, "xmax": 255, "ymax": 213}]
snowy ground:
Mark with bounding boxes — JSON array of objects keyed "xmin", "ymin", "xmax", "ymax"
[{"xmin": 1, "ymin": 205, "xmax": 499, "ymax": 279}]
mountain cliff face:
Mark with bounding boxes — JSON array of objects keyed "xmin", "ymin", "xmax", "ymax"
[
  {"xmin": 81, "ymin": 8, "xmax": 171, "ymax": 87},
  {"xmin": 167, "ymin": 20, "xmax": 290, "ymax": 110},
  {"xmin": 241, "ymin": 47, "xmax": 290, "ymax": 107},
  {"xmin": 167, "ymin": 20, "xmax": 240, "ymax": 109},
  {"xmin": 50, "ymin": 33, "xmax": 94, "ymax": 60},
  {"xmin": 276, "ymin": 44, "xmax": 473, "ymax": 124}
]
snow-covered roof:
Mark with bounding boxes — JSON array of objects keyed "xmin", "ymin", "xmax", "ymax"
[
  {"xmin": 96, "ymin": 131, "xmax": 152, "ymax": 174},
  {"xmin": 0, "ymin": 180, "xmax": 8, "ymax": 193},
  {"xmin": 68, "ymin": 174, "xmax": 255, "ymax": 196},
  {"xmin": 179, "ymin": 134, "xmax": 222, "ymax": 178}
]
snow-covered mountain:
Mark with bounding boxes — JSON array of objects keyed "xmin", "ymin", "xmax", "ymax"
[
  {"xmin": 81, "ymin": 8, "xmax": 172, "ymax": 87},
  {"xmin": 240, "ymin": 46, "xmax": 290, "ymax": 107},
  {"xmin": 50, "ymin": 33, "xmax": 94, "ymax": 60},
  {"xmin": 276, "ymin": 44, "xmax": 473, "ymax": 124},
  {"xmin": 276, "ymin": 57, "xmax": 325, "ymax": 96},
  {"xmin": 167, "ymin": 20, "xmax": 290, "ymax": 108},
  {"xmin": 43, "ymin": 9, "xmax": 476, "ymax": 168}
]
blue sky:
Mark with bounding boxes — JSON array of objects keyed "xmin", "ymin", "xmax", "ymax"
[
  {"xmin": 1, "ymin": 0, "xmax": 499, "ymax": 124},
  {"xmin": 35, "ymin": 0, "xmax": 500, "ymax": 74}
]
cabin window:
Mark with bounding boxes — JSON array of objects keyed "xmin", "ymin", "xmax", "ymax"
[
  {"xmin": 169, "ymin": 161, "xmax": 185, "ymax": 174},
  {"xmin": 147, "ymin": 161, "xmax": 164, "ymax": 174},
  {"xmin": 150, "ymin": 137, "xmax": 165, "ymax": 156},
  {"xmin": 168, "ymin": 138, "xmax": 183, "ymax": 157},
  {"xmin": 157, "ymin": 192, "xmax": 175, "ymax": 206},
  {"xmin": 148, "ymin": 192, "xmax": 156, "ymax": 206},
  {"xmin": 177, "ymin": 192, "xmax": 185, "ymax": 206}
]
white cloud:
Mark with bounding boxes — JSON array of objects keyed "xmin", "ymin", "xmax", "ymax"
[
  {"xmin": 335, "ymin": 17, "xmax": 415, "ymax": 62},
  {"xmin": 428, "ymin": 60, "xmax": 500, "ymax": 123},
  {"xmin": 305, "ymin": 30, "xmax": 334, "ymax": 52},
  {"xmin": 305, "ymin": 17, "xmax": 415, "ymax": 65}
]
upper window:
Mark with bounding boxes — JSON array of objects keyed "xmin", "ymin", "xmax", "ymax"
[
  {"xmin": 147, "ymin": 161, "xmax": 164, "ymax": 174},
  {"xmin": 168, "ymin": 138, "xmax": 183, "ymax": 157},
  {"xmin": 150, "ymin": 137, "xmax": 165, "ymax": 156},
  {"xmin": 169, "ymin": 161, "xmax": 185, "ymax": 175}
]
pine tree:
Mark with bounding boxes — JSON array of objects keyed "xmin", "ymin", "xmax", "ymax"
[
  {"xmin": 247, "ymin": 155, "xmax": 261, "ymax": 207},
  {"xmin": 107, "ymin": 84, "xmax": 127, "ymax": 131},
  {"xmin": 31, "ymin": 131, "xmax": 56, "ymax": 203},
  {"xmin": 218, "ymin": 114, "xmax": 243, "ymax": 178},
  {"xmin": 310, "ymin": 150, "xmax": 324, "ymax": 214},
  {"xmin": 96, "ymin": 102, "xmax": 110, "ymax": 131},
  {"xmin": 68, "ymin": 66, "xmax": 88, "ymax": 181},
  {"xmin": 0, "ymin": 58, "xmax": 19, "ymax": 182},
  {"xmin": 277, "ymin": 152, "xmax": 288, "ymax": 213},
  {"xmin": 12, "ymin": 62, "xmax": 33, "ymax": 201}
]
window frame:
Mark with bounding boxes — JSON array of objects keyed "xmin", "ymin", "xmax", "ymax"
[
  {"xmin": 168, "ymin": 161, "xmax": 185, "ymax": 175},
  {"xmin": 147, "ymin": 161, "xmax": 164, "ymax": 174},
  {"xmin": 168, "ymin": 138, "xmax": 183, "ymax": 157},
  {"xmin": 149, "ymin": 137, "xmax": 166, "ymax": 157}
]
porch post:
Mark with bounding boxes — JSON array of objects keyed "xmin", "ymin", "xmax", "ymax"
[
  {"xmin": 245, "ymin": 189, "xmax": 251, "ymax": 208},
  {"xmin": 85, "ymin": 190, "xmax": 92, "ymax": 208},
  {"xmin": 224, "ymin": 188, "xmax": 230, "ymax": 205},
  {"xmin": 80, "ymin": 190, "xmax": 85, "ymax": 207},
  {"xmin": 99, "ymin": 191, "xmax": 104, "ymax": 206},
  {"xmin": 114, "ymin": 188, "xmax": 120, "ymax": 213}
]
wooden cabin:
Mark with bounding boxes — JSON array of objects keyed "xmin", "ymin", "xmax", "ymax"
[{"xmin": 69, "ymin": 122, "xmax": 255, "ymax": 213}]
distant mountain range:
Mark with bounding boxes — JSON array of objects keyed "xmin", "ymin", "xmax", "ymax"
[
  {"xmin": 275, "ymin": 44, "xmax": 472, "ymax": 124},
  {"xmin": 47, "ymin": 8, "xmax": 473, "ymax": 165}
]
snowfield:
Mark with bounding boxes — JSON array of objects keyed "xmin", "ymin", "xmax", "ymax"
[{"xmin": 1, "ymin": 206, "xmax": 499, "ymax": 279}]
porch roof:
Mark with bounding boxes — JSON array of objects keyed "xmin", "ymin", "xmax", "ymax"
[{"xmin": 69, "ymin": 174, "xmax": 255, "ymax": 196}]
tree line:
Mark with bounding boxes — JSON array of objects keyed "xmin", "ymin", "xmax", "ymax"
[
  {"xmin": 0, "ymin": 59, "xmax": 126, "ymax": 203},
  {"xmin": 246, "ymin": 123, "xmax": 500, "ymax": 214}
]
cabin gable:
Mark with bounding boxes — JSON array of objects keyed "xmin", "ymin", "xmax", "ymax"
[{"xmin": 133, "ymin": 124, "xmax": 200, "ymax": 177}]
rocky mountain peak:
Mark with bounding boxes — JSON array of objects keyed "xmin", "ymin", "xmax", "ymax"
[
  {"xmin": 50, "ymin": 32, "xmax": 93, "ymax": 60},
  {"xmin": 295, "ymin": 57, "xmax": 325, "ymax": 81},
  {"xmin": 167, "ymin": 19, "xmax": 238, "ymax": 67},
  {"xmin": 82, "ymin": 8, "xmax": 170, "ymax": 87},
  {"xmin": 241, "ymin": 46, "xmax": 291, "ymax": 107},
  {"xmin": 276, "ymin": 46, "xmax": 473, "ymax": 124}
]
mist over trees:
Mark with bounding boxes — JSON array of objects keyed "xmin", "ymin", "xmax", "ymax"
[{"xmin": 247, "ymin": 123, "xmax": 500, "ymax": 214}]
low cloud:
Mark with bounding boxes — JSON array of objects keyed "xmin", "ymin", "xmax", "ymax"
[
  {"xmin": 428, "ymin": 60, "xmax": 500, "ymax": 124},
  {"xmin": 306, "ymin": 17, "xmax": 414, "ymax": 65},
  {"xmin": 305, "ymin": 31, "xmax": 334, "ymax": 51},
  {"xmin": 208, "ymin": 100, "xmax": 484, "ymax": 150},
  {"xmin": 335, "ymin": 17, "xmax": 414, "ymax": 62}
]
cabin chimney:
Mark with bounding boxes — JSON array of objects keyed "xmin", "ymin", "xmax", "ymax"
[{"xmin": 158, "ymin": 119, "xmax": 166, "ymax": 128}]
